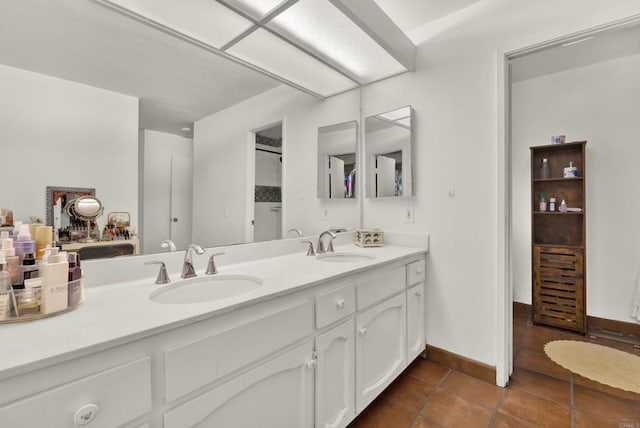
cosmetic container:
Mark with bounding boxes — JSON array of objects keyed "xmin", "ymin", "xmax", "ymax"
[
  {"xmin": 34, "ymin": 225, "xmax": 53, "ymax": 260},
  {"xmin": 549, "ymin": 198, "xmax": 556, "ymax": 212},
  {"xmin": 540, "ymin": 158, "xmax": 550, "ymax": 179},
  {"xmin": 0, "ymin": 292, "xmax": 10, "ymax": 320},
  {"xmin": 0, "ymin": 253, "xmax": 11, "ymax": 293},
  {"xmin": 20, "ymin": 252, "xmax": 38, "ymax": 287},
  {"xmin": 40, "ymin": 249, "xmax": 69, "ymax": 314},
  {"xmin": 1, "ymin": 231, "xmax": 20, "ymax": 286},
  {"xmin": 14, "ymin": 288, "xmax": 41, "ymax": 317}
]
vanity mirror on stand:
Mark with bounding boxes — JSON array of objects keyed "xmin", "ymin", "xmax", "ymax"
[{"xmin": 364, "ymin": 106, "xmax": 414, "ymax": 198}]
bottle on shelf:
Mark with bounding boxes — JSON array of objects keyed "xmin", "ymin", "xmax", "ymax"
[
  {"xmin": 559, "ymin": 199, "xmax": 568, "ymax": 213},
  {"xmin": 540, "ymin": 158, "xmax": 550, "ymax": 179}
]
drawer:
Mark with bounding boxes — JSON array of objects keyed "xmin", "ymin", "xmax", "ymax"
[
  {"xmin": 0, "ymin": 357, "xmax": 151, "ymax": 428},
  {"xmin": 356, "ymin": 265, "xmax": 405, "ymax": 310},
  {"xmin": 315, "ymin": 282, "xmax": 355, "ymax": 329},
  {"xmin": 165, "ymin": 300, "xmax": 313, "ymax": 402},
  {"xmin": 407, "ymin": 259, "xmax": 426, "ymax": 286}
]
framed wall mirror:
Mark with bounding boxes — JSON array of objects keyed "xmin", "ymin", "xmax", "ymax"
[
  {"xmin": 364, "ymin": 106, "xmax": 414, "ymax": 198},
  {"xmin": 317, "ymin": 121, "xmax": 358, "ymax": 199},
  {"xmin": 46, "ymin": 186, "xmax": 96, "ymax": 230}
]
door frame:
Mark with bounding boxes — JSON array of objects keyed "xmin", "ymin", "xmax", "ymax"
[
  {"xmin": 496, "ymin": 14, "xmax": 640, "ymax": 387},
  {"xmin": 245, "ymin": 120, "xmax": 285, "ymax": 243}
]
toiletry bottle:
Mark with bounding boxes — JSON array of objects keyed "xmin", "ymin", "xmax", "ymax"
[
  {"xmin": 0, "ymin": 231, "xmax": 20, "ymax": 285},
  {"xmin": 14, "ymin": 224, "xmax": 36, "ymax": 266},
  {"xmin": 539, "ymin": 192, "xmax": 547, "ymax": 212},
  {"xmin": 67, "ymin": 252, "xmax": 82, "ymax": 307},
  {"xmin": 559, "ymin": 199, "xmax": 568, "ymax": 213},
  {"xmin": 563, "ymin": 161, "xmax": 578, "ymax": 178},
  {"xmin": 40, "ymin": 248, "xmax": 69, "ymax": 314},
  {"xmin": 540, "ymin": 158, "xmax": 550, "ymax": 179},
  {"xmin": 19, "ymin": 252, "xmax": 39, "ymax": 288},
  {"xmin": 549, "ymin": 198, "xmax": 556, "ymax": 212},
  {"xmin": 0, "ymin": 253, "xmax": 11, "ymax": 293},
  {"xmin": 34, "ymin": 225, "xmax": 53, "ymax": 260}
]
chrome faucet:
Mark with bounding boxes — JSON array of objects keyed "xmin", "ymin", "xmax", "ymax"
[
  {"xmin": 316, "ymin": 231, "xmax": 336, "ymax": 254},
  {"xmin": 161, "ymin": 238, "xmax": 177, "ymax": 252},
  {"xmin": 181, "ymin": 244, "xmax": 205, "ymax": 278},
  {"xmin": 288, "ymin": 228, "xmax": 303, "ymax": 237}
]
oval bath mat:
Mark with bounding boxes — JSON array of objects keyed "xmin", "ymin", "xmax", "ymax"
[{"xmin": 544, "ymin": 340, "xmax": 640, "ymax": 393}]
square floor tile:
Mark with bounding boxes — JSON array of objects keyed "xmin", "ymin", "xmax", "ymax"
[
  {"xmin": 440, "ymin": 371, "xmax": 502, "ymax": 409},
  {"xmin": 492, "ymin": 412, "xmax": 536, "ymax": 428},
  {"xmin": 405, "ymin": 359, "xmax": 450, "ymax": 386},
  {"xmin": 349, "ymin": 398, "xmax": 414, "ymax": 428},
  {"xmin": 514, "ymin": 348, "xmax": 570, "ymax": 381},
  {"xmin": 420, "ymin": 388, "xmax": 492, "ymax": 427},
  {"xmin": 573, "ymin": 409, "xmax": 626, "ymax": 428},
  {"xmin": 508, "ymin": 367, "xmax": 570, "ymax": 405},
  {"xmin": 573, "ymin": 384, "xmax": 640, "ymax": 423},
  {"xmin": 381, "ymin": 374, "xmax": 435, "ymax": 412},
  {"xmin": 499, "ymin": 388, "xmax": 571, "ymax": 428},
  {"xmin": 409, "ymin": 415, "xmax": 442, "ymax": 428}
]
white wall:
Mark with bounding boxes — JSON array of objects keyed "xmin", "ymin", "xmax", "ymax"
[
  {"xmin": 360, "ymin": 0, "xmax": 640, "ymax": 366},
  {"xmin": 0, "ymin": 64, "xmax": 138, "ymax": 230},
  {"xmin": 193, "ymin": 85, "xmax": 360, "ymax": 247},
  {"xmin": 512, "ymin": 54, "xmax": 640, "ymax": 322},
  {"xmin": 140, "ymin": 130, "xmax": 193, "ymax": 254}
]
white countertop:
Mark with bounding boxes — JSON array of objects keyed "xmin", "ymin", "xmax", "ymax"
[{"xmin": 0, "ymin": 237, "xmax": 427, "ymax": 380}]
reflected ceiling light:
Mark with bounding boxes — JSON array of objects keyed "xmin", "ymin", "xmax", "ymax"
[{"xmin": 95, "ymin": 0, "xmax": 415, "ymax": 98}]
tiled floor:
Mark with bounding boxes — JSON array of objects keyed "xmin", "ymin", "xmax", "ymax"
[{"xmin": 349, "ymin": 306, "xmax": 640, "ymax": 427}]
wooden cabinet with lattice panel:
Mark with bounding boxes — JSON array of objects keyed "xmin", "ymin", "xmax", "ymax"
[{"xmin": 530, "ymin": 141, "xmax": 586, "ymax": 333}]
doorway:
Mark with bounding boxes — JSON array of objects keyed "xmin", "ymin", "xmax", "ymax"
[
  {"xmin": 500, "ymin": 16, "xmax": 640, "ymax": 385},
  {"xmin": 251, "ymin": 123, "xmax": 283, "ymax": 243}
]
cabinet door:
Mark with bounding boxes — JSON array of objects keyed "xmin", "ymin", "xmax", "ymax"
[
  {"xmin": 163, "ymin": 342, "xmax": 314, "ymax": 428},
  {"xmin": 407, "ymin": 283, "xmax": 426, "ymax": 361},
  {"xmin": 355, "ymin": 293, "xmax": 406, "ymax": 412},
  {"xmin": 315, "ymin": 319, "xmax": 355, "ymax": 428}
]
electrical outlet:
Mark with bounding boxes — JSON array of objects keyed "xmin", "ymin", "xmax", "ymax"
[{"xmin": 403, "ymin": 206, "xmax": 414, "ymax": 223}]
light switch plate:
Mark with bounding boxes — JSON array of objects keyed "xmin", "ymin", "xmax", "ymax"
[{"xmin": 403, "ymin": 207, "xmax": 414, "ymax": 223}]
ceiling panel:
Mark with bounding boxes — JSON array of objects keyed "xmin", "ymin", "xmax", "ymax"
[
  {"xmin": 108, "ymin": 0, "xmax": 252, "ymax": 48},
  {"xmin": 268, "ymin": 0, "xmax": 405, "ymax": 83},
  {"xmin": 221, "ymin": 0, "xmax": 289, "ymax": 20},
  {"xmin": 227, "ymin": 28, "xmax": 358, "ymax": 97}
]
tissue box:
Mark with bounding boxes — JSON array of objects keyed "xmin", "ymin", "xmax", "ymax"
[{"xmin": 355, "ymin": 229, "xmax": 384, "ymax": 247}]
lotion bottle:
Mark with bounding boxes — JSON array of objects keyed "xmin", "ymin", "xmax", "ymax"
[
  {"xmin": 15, "ymin": 224, "xmax": 35, "ymax": 266},
  {"xmin": 67, "ymin": 252, "xmax": 83, "ymax": 307},
  {"xmin": 0, "ymin": 231, "xmax": 20, "ymax": 285},
  {"xmin": 40, "ymin": 248, "xmax": 69, "ymax": 314},
  {"xmin": 0, "ymin": 253, "xmax": 11, "ymax": 293}
]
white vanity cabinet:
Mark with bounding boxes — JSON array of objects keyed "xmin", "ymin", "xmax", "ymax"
[
  {"xmin": 406, "ymin": 259, "xmax": 426, "ymax": 360},
  {"xmin": 0, "ymin": 252, "xmax": 426, "ymax": 428},
  {"xmin": 355, "ymin": 293, "xmax": 407, "ymax": 411},
  {"xmin": 163, "ymin": 341, "xmax": 315, "ymax": 428},
  {"xmin": 0, "ymin": 357, "xmax": 152, "ymax": 428}
]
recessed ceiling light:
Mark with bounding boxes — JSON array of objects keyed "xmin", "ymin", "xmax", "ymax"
[
  {"xmin": 561, "ymin": 36, "xmax": 595, "ymax": 47},
  {"xmin": 181, "ymin": 127, "xmax": 192, "ymax": 132}
]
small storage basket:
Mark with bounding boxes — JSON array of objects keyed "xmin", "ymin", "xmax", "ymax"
[{"xmin": 355, "ymin": 229, "xmax": 384, "ymax": 247}]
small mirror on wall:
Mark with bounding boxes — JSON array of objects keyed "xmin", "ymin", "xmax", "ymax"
[
  {"xmin": 317, "ymin": 121, "xmax": 358, "ymax": 199},
  {"xmin": 365, "ymin": 106, "xmax": 414, "ymax": 198}
]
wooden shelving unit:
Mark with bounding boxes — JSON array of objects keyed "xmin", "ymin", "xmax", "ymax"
[{"xmin": 530, "ymin": 141, "xmax": 587, "ymax": 333}]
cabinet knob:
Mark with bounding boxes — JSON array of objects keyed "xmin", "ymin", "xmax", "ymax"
[
  {"xmin": 416, "ymin": 268, "xmax": 424, "ymax": 275},
  {"xmin": 414, "ymin": 291, "xmax": 422, "ymax": 297},
  {"xmin": 305, "ymin": 359, "xmax": 317, "ymax": 370},
  {"xmin": 359, "ymin": 327, "xmax": 367, "ymax": 336},
  {"xmin": 336, "ymin": 298, "xmax": 345, "ymax": 309},
  {"xmin": 74, "ymin": 403, "xmax": 98, "ymax": 426}
]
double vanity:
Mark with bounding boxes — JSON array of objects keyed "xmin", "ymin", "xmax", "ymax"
[{"xmin": 0, "ymin": 232, "xmax": 427, "ymax": 427}]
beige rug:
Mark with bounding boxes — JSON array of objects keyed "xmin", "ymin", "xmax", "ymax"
[{"xmin": 544, "ymin": 340, "xmax": 640, "ymax": 393}]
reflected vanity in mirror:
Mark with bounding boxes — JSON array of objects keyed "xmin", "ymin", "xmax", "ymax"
[
  {"xmin": 317, "ymin": 121, "xmax": 358, "ymax": 199},
  {"xmin": 364, "ymin": 106, "xmax": 414, "ymax": 198}
]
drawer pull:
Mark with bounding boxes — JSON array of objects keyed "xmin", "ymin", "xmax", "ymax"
[
  {"xmin": 74, "ymin": 403, "xmax": 99, "ymax": 426},
  {"xmin": 336, "ymin": 298, "xmax": 345, "ymax": 309},
  {"xmin": 305, "ymin": 359, "xmax": 317, "ymax": 370},
  {"xmin": 416, "ymin": 268, "xmax": 424, "ymax": 275},
  {"xmin": 414, "ymin": 291, "xmax": 422, "ymax": 297},
  {"xmin": 359, "ymin": 327, "xmax": 367, "ymax": 336}
]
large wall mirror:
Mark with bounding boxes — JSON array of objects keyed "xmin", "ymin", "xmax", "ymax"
[
  {"xmin": 317, "ymin": 121, "xmax": 358, "ymax": 199},
  {"xmin": 364, "ymin": 106, "xmax": 414, "ymax": 198},
  {"xmin": 0, "ymin": 1, "xmax": 362, "ymax": 257}
]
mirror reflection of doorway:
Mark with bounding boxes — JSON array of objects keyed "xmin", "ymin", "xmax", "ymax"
[{"xmin": 252, "ymin": 123, "xmax": 283, "ymax": 242}]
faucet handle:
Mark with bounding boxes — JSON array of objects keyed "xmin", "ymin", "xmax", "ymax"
[
  {"xmin": 301, "ymin": 241, "xmax": 315, "ymax": 256},
  {"xmin": 145, "ymin": 261, "xmax": 171, "ymax": 284},
  {"xmin": 205, "ymin": 252, "xmax": 225, "ymax": 275},
  {"xmin": 326, "ymin": 240, "xmax": 335, "ymax": 253}
]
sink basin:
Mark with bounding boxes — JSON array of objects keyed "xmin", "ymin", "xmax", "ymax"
[
  {"xmin": 316, "ymin": 252, "xmax": 375, "ymax": 263},
  {"xmin": 149, "ymin": 274, "xmax": 262, "ymax": 304}
]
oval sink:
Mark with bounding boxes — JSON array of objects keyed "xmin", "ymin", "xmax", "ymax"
[
  {"xmin": 149, "ymin": 274, "xmax": 262, "ymax": 304},
  {"xmin": 316, "ymin": 252, "xmax": 375, "ymax": 263}
]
